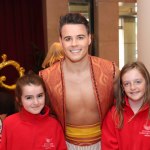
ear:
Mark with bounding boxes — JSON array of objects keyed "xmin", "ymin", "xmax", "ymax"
[
  {"xmin": 15, "ymin": 97, "xmax": 22, "ymax": 106},
  {"xmin": 59, "ymin": 37, "xmax": 62, "ymax": 45},
  {"xmin": 88, "ymin": 34, "xmax": 92, "ymax": 45},
  {"xmin": 59, "ymin": 37, "xmax": 64, "ymax": 50},
  {"xmin": 15, "ymin": 97, "xmax": 19, "ymax": 102}
]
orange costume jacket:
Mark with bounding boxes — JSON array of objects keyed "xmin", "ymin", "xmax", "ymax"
[{"xmin": 39, "ymin": 55, "xmax": 115, "ymax": 132}]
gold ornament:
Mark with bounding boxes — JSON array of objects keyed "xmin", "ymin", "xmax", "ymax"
[{"xmin": 0, "ymin": 54, "xmax": 25, "ymax": 90}]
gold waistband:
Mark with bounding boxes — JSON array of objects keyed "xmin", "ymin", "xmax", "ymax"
[{"xmin": 66, "ymin": 122, "xmax": 101, "ymax": 146}]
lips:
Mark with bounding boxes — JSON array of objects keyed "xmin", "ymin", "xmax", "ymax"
[
  {"xmin": 129, "ymin": 93, "xmax": 138, "ymax": 96},
  {"xmin": 130, "ymin": 91, "xmax": 139, "ymax": 95},
  {"xmin": 70, "ymin": 49, "xmax": 81, "ymax": 53}
]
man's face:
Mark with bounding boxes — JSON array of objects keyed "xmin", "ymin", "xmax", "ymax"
[{"xmin": 59, "ymin": 24, "xmax": 91, "ymax": 63}]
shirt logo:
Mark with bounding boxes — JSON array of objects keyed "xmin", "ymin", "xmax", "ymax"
[
  {"xmin": 139, "ymin": 124, "xmax": 150, "ymax": 137},
  {"xmin": 42, "ymin": 138, "xmax": 55, "ymax": 149}
]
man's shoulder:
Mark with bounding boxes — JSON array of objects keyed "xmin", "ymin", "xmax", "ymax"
[
  {"xmin": 39, "ymin": 61, "xmax": 61, "ymax": 76},
  {"xmin": 90, "ymin": 55, "xmax": 116, "ymax": 78},
  {"xmin": 39, "ymin": 61, "xmax": 62, "ymax": 84},
  {"xmin": 90, "ymin": 55, "xmax": 112, "ymax": 64},
  {"xmin": 90, "ymin": 55, "xmax": 113, "ymax": 68}
]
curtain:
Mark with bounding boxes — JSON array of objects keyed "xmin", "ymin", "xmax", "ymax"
[{"xmin": 0, "ymin": 0, "xmax": 45, "ymax": 90}]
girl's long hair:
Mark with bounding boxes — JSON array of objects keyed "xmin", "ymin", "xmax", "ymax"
[{"xmin": 114, "ymin": 61, "xmax": 150, "ymax": 128}]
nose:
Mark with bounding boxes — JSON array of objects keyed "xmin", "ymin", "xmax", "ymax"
[
  {"xmin": 72, "ymin": 39, "xmax": 77, "ymax": 46},
  {"xmin": 33, "ymin": 98, "xmax": 39, "ymax": 105},
  {"xmin": 130, "ymin": 83, "xmax": 136, "ymax": 90}
]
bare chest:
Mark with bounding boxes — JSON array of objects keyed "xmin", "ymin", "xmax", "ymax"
[{"xmin": 64, "ymin": 72, "xmax": 97, "ymax": 111}]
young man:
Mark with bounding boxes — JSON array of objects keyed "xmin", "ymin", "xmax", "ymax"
[{"xmin": 39, "ymin": 13, "xmax": 119, "ymax": 150}]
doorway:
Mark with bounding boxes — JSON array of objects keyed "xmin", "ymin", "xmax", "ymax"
[{"xmin": 119, "ymin": 2, "xmax": 137, "ymax": 69}]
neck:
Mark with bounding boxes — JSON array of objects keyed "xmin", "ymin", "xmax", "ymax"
[
  {"xmin": 128, "ymin": 99, "xmax": 144, "ymax": 114},
  {"xmin": 63, "ymin": 55, "xmax": 90, "ymax": 73}
]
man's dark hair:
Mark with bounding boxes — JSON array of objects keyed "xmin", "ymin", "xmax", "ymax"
[{"xmin": 59, "ymin": 13, "xmax": 90, "ymax": 37}]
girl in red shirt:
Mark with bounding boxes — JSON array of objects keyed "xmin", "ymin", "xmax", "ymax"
[
  {"xmin": 102, "ymin": 61, "xmax": 150, "ymax": 150},
  {"xmin": 1, "ymin": 71, "xmax": 67, "ymax": 150}
]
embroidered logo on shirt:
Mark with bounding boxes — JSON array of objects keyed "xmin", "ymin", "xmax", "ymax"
[
  {"xmin": 42, "ymin": 138, "xmax": 55, "ymax": 149},
  {"xmin": 139, "ymin": 124, "xmax": 150, "ymax": 137}
]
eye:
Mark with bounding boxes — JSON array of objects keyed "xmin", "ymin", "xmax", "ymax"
[
  {"xmin": 25, "ymin": 96, "xmax": 32, "ymax": 100},
  {"xmin": 37, "ymin": 93, "xmax": 44, "ymax": 98},
  {"xmin": 123, "ymin": 82, "xmax": 130, "ymax": 87},
  {"xmin": 64, "ymin": 37, "xmax": 72, "ymax": 42},
  {"xmin": 77, "ymin": 36, "xmax": 84, "ymax": 40},
  {"xmin": 135, "ymin": 80, "xmax": 142, "ymax": 84}
]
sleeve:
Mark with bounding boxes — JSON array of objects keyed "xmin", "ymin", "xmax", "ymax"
[
  {"xmin": 55, "ymin": 123, "xmax": 67, "ymax": 150},
  {"xmin": 101, "ymin": 108, "xmax": 119, "ymax": 150}
]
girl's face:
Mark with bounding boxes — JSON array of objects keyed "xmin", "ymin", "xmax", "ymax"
[
  {"xmin": 122, "ymin": 68, "xmax": 146, "ymax": 104},
  {"xmin": 21, "ymin": 84, "xmax": 45, "ymax": 114}
]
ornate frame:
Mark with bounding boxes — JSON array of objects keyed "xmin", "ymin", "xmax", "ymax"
[{"xmin": 0, "ymin": 54, "xmax": 25, "ymax": 90}]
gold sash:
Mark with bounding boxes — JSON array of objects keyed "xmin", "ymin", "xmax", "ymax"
[{"xmin": 66, "ymin": 122, "xmax": 101, "ymax": 146}]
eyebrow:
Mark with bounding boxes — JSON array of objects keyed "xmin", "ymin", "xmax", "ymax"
[
  {"xmin": 63, "ymin": 36, "xmax": 71, "ymax": 40},
  {"xmin": 24, "ymin": 95, "xmax": 32, "ymax": 97},
  {"xmin": 77, "ymin": 34, "xmax": 86, "ymax": 36},
  {"xmin": 123, "ymin": 78, "xmax": 143, "ymax": 82},
  {"xmin": 38, "ymin": 92, "xmax": 44, "ymax": 95},
  {"xmin": 63, "ymin": 34, "xmax": 86, "ymax": 39}
]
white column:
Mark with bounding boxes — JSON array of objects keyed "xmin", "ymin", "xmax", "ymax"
[{"xmin": 137, "ymin": 0, "xmax": 150, "ymax": 72}]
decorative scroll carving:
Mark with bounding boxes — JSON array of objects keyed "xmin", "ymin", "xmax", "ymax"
[{"xmin": 0, "ymin": 54, "xmax": 25, "ymax": 90}]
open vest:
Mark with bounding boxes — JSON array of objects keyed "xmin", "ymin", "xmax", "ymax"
[{"xmin": 39, "ymin": 55, "xmax": 115, "ymax": 133}]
